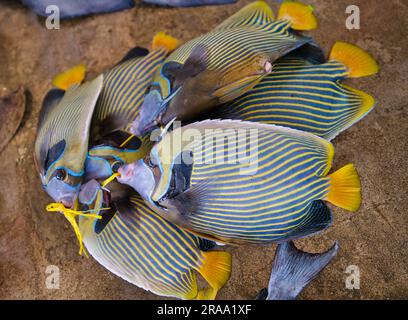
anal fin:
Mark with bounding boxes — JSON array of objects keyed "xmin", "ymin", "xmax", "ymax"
[{"xmin": 280, "ymin": 200, "xmax": 333, "ymax": 242}]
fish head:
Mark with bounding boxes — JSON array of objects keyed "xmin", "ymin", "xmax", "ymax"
[
  {"xmin": 35, "ymin": 141, "xmax": 83, "ymax": 208},
  {"xmin": 117, "ymin": 158, "xmax": 158, "ymax": 201},
  {"xmin": 34, "ymin": 75, "xmax": 104, "ymax": 208}
]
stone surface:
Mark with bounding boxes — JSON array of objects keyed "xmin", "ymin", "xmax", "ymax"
[{"xmin": 0, "ymin": 0, "xmax": 407, "ymax": 299}]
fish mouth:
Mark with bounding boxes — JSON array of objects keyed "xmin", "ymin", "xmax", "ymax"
[{"xmin": 59, "ymin": 197, "xmax": 75, "ymax": 208}]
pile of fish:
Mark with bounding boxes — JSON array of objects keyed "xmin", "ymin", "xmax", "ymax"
[{"xmin": 34, "ymin": 1, "xmax": 379, "ymax": 300}]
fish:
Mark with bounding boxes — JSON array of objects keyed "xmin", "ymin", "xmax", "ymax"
[
  {"xmin": 143, "ymin": 0, "xmax": 237, "ymax": 7},
  {"xmin": 37, "ymin": 33, "xmax": 179, "ymax": 203},
  {"xmin": 78, "ymin": 183, "xmax": 231, "ymax": 300},
  {"xmin": 86, "ymin": 32, "xmax": 179, "ymax": 182},
  {"xmin": 213, "ymin": 41, "xmax": 379, "ymax": 141},
  {"xmin": 20, "ymin": 0, "xmax": 135, "ymax": 19},
  {"xmin": 256, "ymin": 241, "xmax": 338, "ymax": 300},
  {"xmin": 34, "ymin": 75, "xmax": 104, "ymax": 208},
  {"xmin": 0, "ymin": 86, "xmax": 25, "ymax": 153},
  {"xmin": 21, "ymin": 0, "xmax": 237, "ymax": 19},
  {"xmin": 130, "ymin": 0, "xmax": 318, "ymax": 136},
  {"xmin": 117, "ymin": 119, "xmax": 361, "ymax": 244}
]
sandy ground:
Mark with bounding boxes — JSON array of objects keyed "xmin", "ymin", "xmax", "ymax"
[{"xmin": 0, "ymin": 0, "xmax": 407, "ymax": 300}]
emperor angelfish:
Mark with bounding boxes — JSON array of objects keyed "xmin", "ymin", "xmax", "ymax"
[
  {"xmin": 34, "ymin": 75, "xmax": 103, "ymax": 208},
  {"xmin": 214, "ymin": 41, "xmax": 379, "ymax": 141},
  {"xmin": 130, "ymin": 0, "xmax": 318, "ymax": 136},
  {"xmin": 85, "ymin": 33, "xmax": 180, "ymax": 182},
  {"xmin": 78, "ymin": 185, "xmax": 231, "ymax": 300},
  {"xmin": 118, "ymin": 120, "xmax": 361, "ymax": 244}
]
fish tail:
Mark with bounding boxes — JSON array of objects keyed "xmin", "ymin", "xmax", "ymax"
[
  {"xmin": 262, "ymin": 241, "xmax": 338, "ymax": 300},
  {"xmin": 326, "ymin": 163, "xmax": 361, "ymax": 212},
  {"xmin": 277, "ymin": 1, "xmax": 318, "ymax": 30},
  {"xmin": 196, "ymin": 251, "xmax": 232, "ymax": 300},
  {"xmin": 52, "ymin": 64, "xmax": 87, "ymax": 90},
  {"xmin": 152, "ymin": 32, "xmax": 180, "ymax": 53},
  {"xmin": 329, "ymin": 41, "xmax": 379, "ymax": 78},
  {"xmin": 334, "ymin": 84, "xmax": 376, "ymax": 136}
]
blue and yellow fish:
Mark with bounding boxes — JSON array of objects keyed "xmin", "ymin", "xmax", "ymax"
[
  {"xmin": 77, "ymin": 184, "xmax": 231, "ymax": 300},
  {"xmin": 118, "ymin": 119, "xmax": 361, "ymax": 244},
  {"xmin": 34, "ymin": 75, "xmax": 104, "ymax": 208},
  {"xmin": 85, "ymin": 33, "xmax": 179, "ymax": 182},
  {"xmin": 35, "ymin": 33, "xmax": 178, "ymax": 206},
  {"xmin": 213, "ymin": 41, "xmax": 379, "ymax": 140},
  {"xmin": 131, "ymin": 0, "xmax": 318, "ymax": 136}
]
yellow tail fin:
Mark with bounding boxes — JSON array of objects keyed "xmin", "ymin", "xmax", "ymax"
[
  {"xmin": 277, "ymin": 1, "xmax": 317, "ymax": 30},
  {"xmin": 329, "ymin": 41, "xmax": 379, "ymax": 78},
  {"xmin": 342, "ymin": 84, "xmax": 376, "ymax": 121},
  {"xmin": 152, "ymin": 32, "xmax": 180, "ymax": 53},
  {"xmin": 52, "ymin": 64, "xmax": 87, "ymax": 90},
  {"xmin": 196, "ymin": 251, "xmax": 232, "ymax": 300},
  {"xmin": 326, "ymin": 164, "xmax": 361, "ymax": 212}
]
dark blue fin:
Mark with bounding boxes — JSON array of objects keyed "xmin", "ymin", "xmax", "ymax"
[
  {"xmin": 21, "ymin": 0, "xmax": 135, "ymax": 19},
  {"xmin": 162, "ymin": 44, "xmax": 209, "ymax": 84},
  {"xmin": 279, "ymin": 200, "xmax": 333, "ymax": 242},
  {"xmin": 284, "ymin": 42, "xmax": 326, "ymax": 65},
  {"xmin": 265, "ymin": 241, "xmax": 339, "ymax": 300},
  {"xmin": 116, "ymin": 47, "xmax": 149, "ymax": 65},
  {"xmin": 142, "ymin": 0, "xmax": 236, "ymax": 7},
  {"xmin": 38, "ymin": 88, "xmax": 65, "ymax": 130},
  {"xmin": 198, "ymin": 238, "xmax": 217, "ymax": 251}
]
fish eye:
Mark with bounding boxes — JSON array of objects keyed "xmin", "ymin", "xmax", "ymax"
[
  {"xmin": 55, "ymin": 169, "xmax": 67, "ymax": 181},
  {"xmin": 111, "ymin": 160, "xmax": 123, "ymax": 173}
]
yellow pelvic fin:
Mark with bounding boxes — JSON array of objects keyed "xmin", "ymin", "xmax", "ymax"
[
  {"xmin": 196, "ymin": 251, "xmax": 232, "ymax": 300},
  {"xmin": 277, "ymin": 1, "xmax": 318, "ymax": 31},
  {"xmin": 325, "ymin": 164, "xmax": 361, "ymax": 212},
  {"xmin": 152, "ymin": 32, "xmax": 180, "ymax": 53},
  {"xmin": 342, "ymin": 84, "xmax": 376, "ymax": 120},
  {"xmin": 329, "ymin": 41, "xmax": 379, "ymax": 78},
  {"xmin": 52, "ymin": 64, "xmax": 87, "ymax": 90}
]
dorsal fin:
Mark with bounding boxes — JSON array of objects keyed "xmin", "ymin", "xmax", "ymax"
[
  {"xmin": 116, "ymin": 46, "xmax": 149, "ymax": 65},
  {"xmin": 283, "ymin": 42, "xmax": 326, "ymax": 65},
  {"xmin": 37, "ymin": 88, "xmax": 65, "ymax": 130},
  {"xmin": 215, "ymin": 1, "xmax": 275, "ymax": 31}
]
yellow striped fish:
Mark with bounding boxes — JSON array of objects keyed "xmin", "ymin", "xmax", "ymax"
[
  {"xmin": 118, "ymin": 120, "xmax": 361, "ymax": 244},
  {"xmin": 34, "ymin": 75, "xmax": 103, "ymax": 207},
  {"xmin": 85, "ymin": 33, "xmax": 179, "ymax": 182},
  {"xmin": 213, "ymin": 41, "xmax": 379, "ymax": 140},
  {"xmin": 35, "ymin": 33, "xmax": 179, "ymax": 205},
  {"xmin": 79, "ymin": 187, "xmax": 231, "ymax": 300},
  {"xmin": 131, "ymin": 0, "xmax": 318, "ymax": 136}
]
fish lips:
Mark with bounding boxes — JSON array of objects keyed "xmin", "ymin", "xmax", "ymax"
[{"xmin": 117, "ymin": 160, "xmax": 156, "ymax": 200}]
